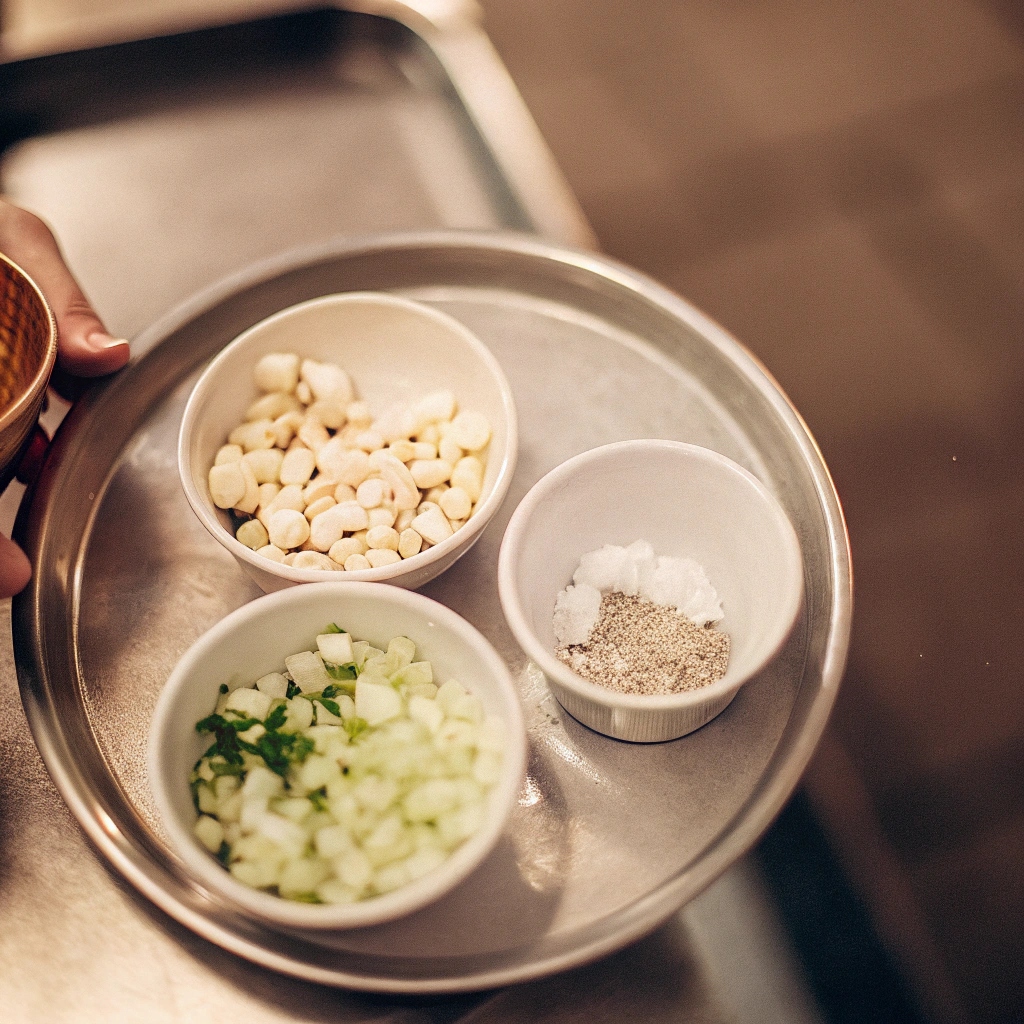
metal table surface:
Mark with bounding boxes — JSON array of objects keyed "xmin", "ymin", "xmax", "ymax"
[{"xmin": 0, "ymin": 3, "xmax": 825, "ymax": 1020}]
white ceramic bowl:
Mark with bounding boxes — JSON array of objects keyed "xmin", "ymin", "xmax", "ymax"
[
  {"xmin": 179, "ymin": 292, "xmax": 517, "ymax": 592},
  {"xmin": 148, "ymin": 581, "xmax": 527, "ymax": 930},
  {"xmin": 497, "ymin": 440, "xmax": 803, "ymax": 742}
]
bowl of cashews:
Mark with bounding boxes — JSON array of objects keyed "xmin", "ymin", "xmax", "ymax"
[{"xmin": 179, "ymin": 292, "xmax": 518, "ymax": 593}]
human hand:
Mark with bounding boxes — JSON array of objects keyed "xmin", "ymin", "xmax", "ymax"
[{"xmin": 0, "ymin": 198, "xmax": 131, "ymax": 597}]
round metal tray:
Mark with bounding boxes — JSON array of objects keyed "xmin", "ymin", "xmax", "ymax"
[{"xmin": 13, "ymin": 232, "xmax": 851, "ymax": 993}]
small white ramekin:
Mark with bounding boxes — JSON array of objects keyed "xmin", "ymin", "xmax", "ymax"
[
  {"xmin": 178, "ymin": 291, "xmax": 517, "ymax": 592},
  {"xmin": 497, "ymin": 440, "xmax": 803, "ymax": 742},
  {"xmin": 147, "ymin": 581, "xmax": 527, "ymax": 930}
]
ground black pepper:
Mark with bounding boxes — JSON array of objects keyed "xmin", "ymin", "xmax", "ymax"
[{"xmin": 556, "ymin": 591, "xmax": 730, "ymax": 695}]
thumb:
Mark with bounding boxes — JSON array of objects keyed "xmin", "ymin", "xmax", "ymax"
[
  {"xmin": 55, "ymin": 296, "xmax": 130, "ymax": 378},
  {"xmin": 0, "ymin": 200, "xmax": 129, "ymax": 377},
  {"xmin": 0, "ymin": 534, "xmax": 31, "ymax": 599}
]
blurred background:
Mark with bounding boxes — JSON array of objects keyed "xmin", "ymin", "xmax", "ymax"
[
  {"xmin": 472, "ymin": 5, "xmax": 1024, "ymax": 1022},
  {"xmin": 2, "ymin": 1, "xmax": 1022, "ymax": 1022}
]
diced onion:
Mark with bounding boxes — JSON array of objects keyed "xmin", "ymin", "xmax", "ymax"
[{"xmin": 189, "ymin": 626, "xmax": 504, "ymax": 905}]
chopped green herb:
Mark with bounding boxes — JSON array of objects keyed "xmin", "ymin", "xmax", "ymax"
[
  {"xmin": 325, "ymin": 662, "xmax": 357, "ymax": 682},
  {"xmin": 195, "ymin": 712, "xmax": 261, "ymax": 766},
  {"xmin": 324, "ymin": 623, "xmax": 345, "ymax": 634},
  {"xmin": 242, "ymin": 729, "xmax": 315, "ymax": 777},
  {"xmin": 309, "ymin": 787, "xmax": 328, "ymax": 812},
  {"xmin": 315, "ymin": 696, "xmax": 342, "ymax": 718},
  {"xmin": 304, "ymin": 684, "xmax": 352, "ymax": 703},
  {"xmin": 286, "ymin": 680, "xmax": 302, "ymax": 699},
  {"xmin": 264, "ymin": 703, "xmax": 287, "ymax": 731},
  {"xmin": 344, "ymin": 717, "xmax": 368, "ymax": 741},
  {"xmin": 218, "ymin": 683, "xmax": 229, "ymax": 694}
]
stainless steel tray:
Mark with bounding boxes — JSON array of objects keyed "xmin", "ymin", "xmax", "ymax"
[{"xmin": 13, "ymin": 231, "xmax": 851, "ymax": 992}]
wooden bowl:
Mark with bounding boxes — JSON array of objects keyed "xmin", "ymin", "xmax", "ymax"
[{"xmin": 0, "ymin": 252, "xmax": 57, "ymax": 487}]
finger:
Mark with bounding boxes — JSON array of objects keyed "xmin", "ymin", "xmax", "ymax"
[
  {"xmin": 0, "ymin": 534, "xmax": 31, "ymax": 599},
  {"xmin": 0, "ymin": 200, "xmax": 130, "ymax": 377}
]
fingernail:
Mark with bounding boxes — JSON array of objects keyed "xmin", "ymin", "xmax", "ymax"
[{"xmin": 86, "ymin": 331, "xmax": 129, "ymax": 351}]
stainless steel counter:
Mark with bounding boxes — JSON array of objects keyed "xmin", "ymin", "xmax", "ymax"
[{"xmin": 0, "ymin": 3, "xmax": 828, "ymax": 1019}]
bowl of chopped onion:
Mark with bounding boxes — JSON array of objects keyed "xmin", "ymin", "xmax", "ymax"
[
  {"xmin": 147, "ymin": 581, "xmax": 527, "ymax": 929},
  {"xmin": 178, "ymin": 291, "xmax": 517, "ymax": 592},
  {"xmin": 497, "ymin": 440, "xmax": 803, "ymax": 742}
]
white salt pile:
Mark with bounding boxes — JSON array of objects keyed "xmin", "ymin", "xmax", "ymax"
[{"xmin": 553, "ymin": 540, "xmax": 723, "ymax": 648}]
